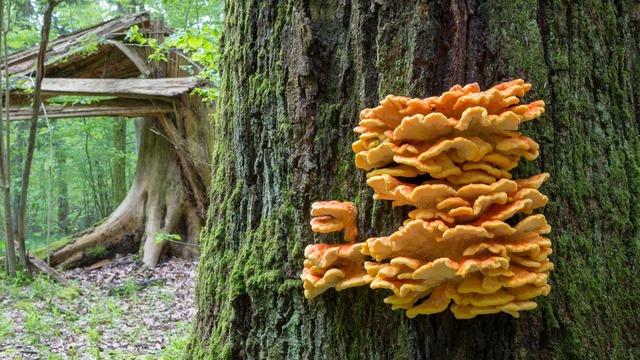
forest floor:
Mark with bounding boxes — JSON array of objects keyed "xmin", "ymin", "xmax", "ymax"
[{"xmin": 0, "ymin": 254, "xmax": 197, "ymax": 359}]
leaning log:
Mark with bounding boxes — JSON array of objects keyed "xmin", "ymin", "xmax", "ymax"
[{"xmin": 28, "ymin": 252, "xmax": 72, "ymax": 287}]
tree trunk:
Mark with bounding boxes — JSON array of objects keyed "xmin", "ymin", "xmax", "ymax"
[
  {"xmin": 187, "ymin": 1, "xmax": 640, "ymax": 359},
  {"xmin": 0, "ymin": 0, "xmax": 17, "ymax": 276},
  {"xmin": 55, "ymin": 145, "xmax": 69, "ymax": 234},
  {"xmin": 48, "ymin": 94, "xmax": 211, "ymax": 269},
  {"xmin": 17, "ymin": 0, "xmax": 57, "ymax": 267},
  {"xmin": 112, "ymin": 117, "xmax": 127, "ymax": 207},
  {"xmin": 83, "ymin": 120, "xmax": 109, "ymax": 219}
]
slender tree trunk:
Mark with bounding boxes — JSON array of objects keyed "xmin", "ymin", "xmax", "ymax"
[
  {"xmin": 55, "ymin": 145, "xmax": 69, "ymax": 234},
  {"xmin": 113, "ymin": 117, "xmax": 127, "ymax": 207},
  {"xmin": 17, "ymin": 0, "xmax": 57, "ymax": 265},
  {"xmin": 2, "ymin": 0, "xmax": 23, "ymax": 268},
  {"xmin": 187, "ymin": 1, "xmax": 640, "ymax": 359},
  {"xmin": 0, "ymin": 0, "xmax": 17, "ymax": 276},
  {"xmin": 83, "ymin": 120, "xmax": 105, "ymax": 218},
  {"xmin": 111, "ymin": 1, "xmax": 132, "ymax": 211},
  {"xmin": 11, "ymin": 121, "xmax": 24, "ymax": 246}
]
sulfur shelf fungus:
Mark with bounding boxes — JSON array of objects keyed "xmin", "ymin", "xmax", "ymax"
[
  {"xmin": 301, "ymin": 242, "xmax": 368, "ymax": 298},
  {"xmin": 366, "ymin": 173, "xmax": 549, "ymax": 218},
  {"xmin": 301, "ymin": 79, "xmax": 552, "ymax": 319},
  {"xmin": 354, "ymin": 79, "xmax": 542, "ymax": 183},
  {"xmin": 309, "ymin": 201, "xmax": 358, "ymax": 242},
  {"xmin": 301, "ymin": 201, "xmax": 368, "ymax": 298}
]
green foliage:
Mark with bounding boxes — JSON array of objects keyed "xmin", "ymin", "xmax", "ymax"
[
  {"xmin": 160, "ymin": 322, "xmax": 192, "ymax": 359},
  {"xmin": 110, "ymin": 278, "xmax": 141, "ymax": 297},
  {"xmin": 46, "ymin": 96, "xmax": 115, "ymax": 106},
  {"xmin": 126, "ymin": 24, "xmax": 221, "ymax": 100},
  {"xmin": 143, "ymin": 0, "xmax": 224, "ymax": 29},
  {"xmin": 24, "ymin": 118, "xmax": 134, "ymax": 247},
  {"xmin": 0, "ymin": 0, "xmax": 223, "ymax": 353},
  {"xmin": 0, "ymin": 117, "xmax": 138, "ymax": 254},
  {"xmin": 0, "ymin": 0, "xmax": 224, "ymax": 251},
  {"xmin": 0, "ymin": 314, "xmax": 15, "ymax": 344},
  {"xmin": 154, "ymin": 232, "xmax": 182, "ymax": 244},
  {"xmin": 52, "ymin": 1, "xmax": 118, "ymax": 36},
  {"xmin": 153, "ymin": 232, "xmax": 199, "ymax": 248}
]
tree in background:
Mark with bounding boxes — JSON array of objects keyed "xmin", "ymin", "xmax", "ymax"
[
  {"xmin": 187, "ymin": 1, "xmax": 640, "ymax": 358},
  {"xmin": 112, "ymin": 117, "xmax": 127, "ymax": 208},
  {"xmin": 0, "ymin": 0, "xmax": 17, "ymax": 275},
  {"xmin": 16, "ymin": 0, "xmax": 59, "ymax": 267}
]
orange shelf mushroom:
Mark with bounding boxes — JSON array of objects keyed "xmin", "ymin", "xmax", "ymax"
[
  {"xmin": 301, "ymin": 201, "xmax": 366, "ymax": 298},
  {"xmin": 309, "ymin": 201, "xmax": 358, "ymax": 242},
  {"xmin": 301, "ymin": 79, "xmax": 552, "ymax": 319}
]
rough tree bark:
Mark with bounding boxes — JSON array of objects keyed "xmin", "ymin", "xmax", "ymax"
[
  {"xmin": 188, "ymin": 1, "xmax": 640, "ymax": 359},
  {"xmin": 48, "ymin": 93, "xmax": 212, "ymax": 269}
]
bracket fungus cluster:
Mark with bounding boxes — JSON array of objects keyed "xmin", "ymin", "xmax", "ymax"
[{"xmin": 301, "ymin": 79, "xmax": 552, "ymax": 319}]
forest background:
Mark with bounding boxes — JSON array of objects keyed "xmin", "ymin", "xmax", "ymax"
[
  {"xmin": 0, "ymin": 1, "xmax": 222, "ymax": 357},
  {"xmin": 0, "ymin": 0, "xmax": 222, "ymax": 258}
]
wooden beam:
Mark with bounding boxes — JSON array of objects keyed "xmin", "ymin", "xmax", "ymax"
[
  {"xmin": 106, "ymin": 40, "xmax": 151, "ymax": 77},
  {"xmin": 8, "ymin": 98, "xmax": 174, "ymax": 121},
  {"xmin": 12, "ymin": 77, "xmax": 199, "ymax": 100}
]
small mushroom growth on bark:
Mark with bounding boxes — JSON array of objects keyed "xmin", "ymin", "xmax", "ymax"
[{"xmin": 302, "ymin": 79, "xmax": 552, "ymax": 319}]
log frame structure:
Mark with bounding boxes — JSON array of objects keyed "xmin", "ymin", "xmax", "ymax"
[{"xmin": 2, "ymin": 12, "xmax": 212, "ymax": 268}]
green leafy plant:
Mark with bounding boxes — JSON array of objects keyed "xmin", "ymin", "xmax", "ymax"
[
  {"xmin": 126, "ymin": 24, "xmax": 220, "ymax": 101},
  {"xmin": 24, "ymin": 306, "xmax": 47, "ymax": 343},
  {"xmin": 87, "ymin": 327, "xmax": 102, "ymax": 359},
  {"xmin": 160, "ymin": 322, "xmax": 192, "ymax": 359},
  {"xmin": 110, "ymin": 278, "xmax": 141, "ymax": 297},
  {"xmin": 153, "ymin": 232, "xmax": 182, "ymax": 244},
  {"xmin": 0, "ymin": 315, "xmax": 15, "ymax": 343},
  {"xmin": 153, "ymin": 232, "xmax": 199, "ymax": 247}
]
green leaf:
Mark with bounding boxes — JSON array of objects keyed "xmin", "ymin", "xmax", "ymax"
[
  {"xmin": 187, "ymin": 36, "xmax": 204, "ymax": 49},
  {"xmin": 203, "ymin": 41, "xmax": 215, "ymax": 51}
]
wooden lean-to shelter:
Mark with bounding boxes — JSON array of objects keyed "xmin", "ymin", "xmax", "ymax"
[{"xmin": 2, "ymin": 12, "xmax": 213, "ymax": 268}]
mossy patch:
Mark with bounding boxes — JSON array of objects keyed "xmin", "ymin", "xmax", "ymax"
[
  {"xmin": 31, "ymin": 237, "xmax": 72, "ymax": 260},
  {"xmin": 54, "ymin": 287, "xmax": 83, "ymax": 301},
  {"xmin": 85, "ymin": 245, "xmax": 108, "ymax": 257}
]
